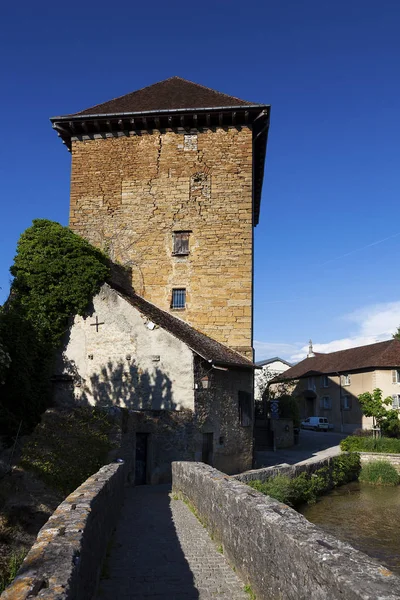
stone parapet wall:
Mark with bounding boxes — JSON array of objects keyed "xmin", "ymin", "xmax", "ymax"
[
  {"xmin": 172, "ymin": 461, "xmax": 400, "ymax": 600},
  {"xmin": 232, "ymin": 455, "xmax": 334, "ymax": 484},
  {"xmin": 1, "ymin": 460, "xmax": 130, "ymax": 600},
  {"xmin": 360, "ymin": 452, "xmax": 400, "ymax": 472}
]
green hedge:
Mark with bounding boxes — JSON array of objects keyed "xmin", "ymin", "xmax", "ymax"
[
  {"xmin": 248, "ymin": 453, "xmax": 361, "ymax": 508},
  {"xmin": 340, "ymin": 436, "xmax": 400, "ymax": 453}
]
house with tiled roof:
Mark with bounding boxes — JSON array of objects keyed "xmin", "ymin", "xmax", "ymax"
[
  {"xmin": 272, "ymin": 339, "xmax": 400, "ymax": 433},
  {"xmin": 51, "ymin": 77, "xmax": 270, "ymax": 481},
  {"xmin": 254, "ymin": 357, "xmax": 293, "ymax": 400}
]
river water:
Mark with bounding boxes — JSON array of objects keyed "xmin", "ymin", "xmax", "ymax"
[{"xmin": 300, "ymin": 482, "xmax": 400, "ymax": 574}]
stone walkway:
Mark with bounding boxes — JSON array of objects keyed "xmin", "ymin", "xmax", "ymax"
[{"xmin": 96, "ymin": 484, "xmax": 248, "ymax": 600}]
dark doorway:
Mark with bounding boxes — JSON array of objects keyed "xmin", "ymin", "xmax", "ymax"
[
  {"xmin": 202, "ymin": 433, "xmax": 214, "ymax": 466},
  {"xmin": 135, "ymin": 433, "xmax": 149, "ymax": 485}
]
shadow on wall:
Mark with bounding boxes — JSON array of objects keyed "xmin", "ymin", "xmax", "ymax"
[
  {"xmin": 57, "ymin": 357, "xmax": 176, "ymax": 411},
  {"xmin": 291, "ymin": 376, "xmax": 363, "ymax": 432}
]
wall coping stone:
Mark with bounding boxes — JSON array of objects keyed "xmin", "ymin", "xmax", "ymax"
[{"xmin": 172, "ymin": 461, "xmax": 400, "ymax": 599}]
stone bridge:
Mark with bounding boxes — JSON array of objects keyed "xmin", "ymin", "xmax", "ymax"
[{"xmin": 2, "ymin": 459, "xmax": 400, "ymax": 600}]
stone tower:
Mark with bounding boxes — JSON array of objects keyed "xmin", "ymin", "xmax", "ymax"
[{"xmin": 51, "ymin": 77, "xmax": 269, "ymax": 358}]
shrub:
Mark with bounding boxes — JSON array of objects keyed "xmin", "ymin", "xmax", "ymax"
[
  {"xmin": 248, "ymin": 453, "xmax": 361, "ymax": 508},
  {"xmin": 20, "ymin": 407, "xmax": 116, "ymax": 494},
  {"xmin": 359, "ymin": 460, "xmax": 400, "ymax": 486},
  {"xmin": 0, "ymin": 220, "xmax": 109, "ymax": 435},
  {"xmin": 0, "ymin": 550, "xmax": 27, "ymax": 594},
  {"xmin": 353, "ymin": 428, "xmax": 373, "ymax": 437},
  {"xmin": 340, "ymin": 436, "xmax": 400, "ymax": 453}
]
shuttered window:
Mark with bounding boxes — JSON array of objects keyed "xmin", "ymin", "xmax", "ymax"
[
  {"xmin": 392, "ymin": 370, "xmax": 400, "ymax": 384},
  {"xmin": 320, "ymin": 396, "xmax": 332, "ymax": 409},
  {"xmin": 238, "ymin": 391, "xmax": 252, "ymax": 427},
  {"xmin": 341, "ymin": 374, "xmax": 351, "ymax": 386},
  {"xmin": 173, "ymin": 232, "xmax": 190, "ymax": 255},
  {"xmin": 171, "ymin": 289, "xmax": 186, "ymax": 309},
  {"xmin": 392, "ymin": 395, "xmax": 400, "ymax": 409}
]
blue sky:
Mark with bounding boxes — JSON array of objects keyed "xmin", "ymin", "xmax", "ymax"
[{"xmin": 1, "ymin": 1, "xmax": 400, "ymax": 361}]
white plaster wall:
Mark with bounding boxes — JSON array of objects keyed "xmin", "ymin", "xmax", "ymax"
[{"xmin": 61, "ymin": 284, "xmax": 194, "ymax": 410}]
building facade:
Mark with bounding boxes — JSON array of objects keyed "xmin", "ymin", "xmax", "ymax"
[
  {"xmin": 52, "ymin": 76, "xmax": 270, "ymax": 359},
  {"xmin": 271, "ymin": 340, "xmax": 400, "ymax": 433},
  {"xmin": 51, "ymin": 77, "xmax": 270, "ymax": 479}
]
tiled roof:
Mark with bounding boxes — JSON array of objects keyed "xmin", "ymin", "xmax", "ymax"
[
  {"xmin": 111, "ymin": 283, "xmax": 255, "ymax": 369},
  {"xmin": 69, "ymin": 76, "xmax": 258, "ymax": 117},
  {"xmin": 276, "ymin": 339, "xmax": 400, "ymax": 380},
  {"xmin": 255, "ymin": 357, "xmax": 293, "ymax": 368}
]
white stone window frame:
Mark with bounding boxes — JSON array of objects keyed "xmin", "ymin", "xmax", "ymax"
[
  {"xmin": 392, "ymin": 394, "xmax": 400, "ymax": 409},
  {"xmin": 392, "ymin": 370, "xmax": 400, "ymax": 384},
  {"xmin": 342, "ymin": 374, "xmax": 351, "ymax": 386}
]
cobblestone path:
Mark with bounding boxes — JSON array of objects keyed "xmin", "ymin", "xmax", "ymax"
[{"xmin": 96, "ymin": 484, "xmax": 248, "ymax": 600}]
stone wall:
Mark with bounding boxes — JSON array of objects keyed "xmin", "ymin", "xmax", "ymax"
[
  {"xmin": 233, "ymin": 455, "xmax": 335, "ymax": 484},
  {"xmin": 69, "ymin": 128, "xmax": 253, "ymax": 357},
  {"xmin": 1, "ymin": 460, "xmax": 131, "ymax": 600},
  {"xmin": 193, "ymin": 357, "xmax": 253, "ymax": 475},
  {"xmin": 360, "ymin": 452, "xmax": 400, "ymax": 473},
  {"xmin": 172, "ymin": 461, "xmax": 400, "ymax": 600}
]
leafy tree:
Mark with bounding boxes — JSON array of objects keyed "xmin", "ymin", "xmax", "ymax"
[
  {"xmin": 0, "ymin": 219, "xmax": 109, "ymax": 435},
  {"xmin": 393, "ymin": 326, "xmax": 400, "ymax": 341},
  {"xmin": 358, "ymin": 388, "xmax": 400, "ymax": 437}
]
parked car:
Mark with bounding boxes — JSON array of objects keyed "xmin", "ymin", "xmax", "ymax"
[{"xmin": 300, "ymin": 417, "xmax": 333, "ymax": 432}]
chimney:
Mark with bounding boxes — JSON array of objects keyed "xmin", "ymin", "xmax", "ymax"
[{"xmin": 307, "ymin": 339, "xmax": 315, "ymax": 358}]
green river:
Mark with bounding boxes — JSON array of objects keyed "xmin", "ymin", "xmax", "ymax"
[{"xmin": 300, "ymin": 481, "xmax": 400, "ymax": 574}]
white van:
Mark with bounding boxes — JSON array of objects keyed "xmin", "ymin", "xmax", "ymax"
[{"xmin": 300, "ymin": 416, "xmax": 332, "ymax": 432}]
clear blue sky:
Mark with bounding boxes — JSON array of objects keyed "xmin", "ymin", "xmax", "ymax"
[{"xmin": 1, "ymin": 1, "xmax": 400, "ymax": 361}]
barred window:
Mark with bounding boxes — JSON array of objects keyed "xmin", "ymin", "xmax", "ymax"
[
  {"xmin": 173, "ymin": 232, "xmax": 190, "ymax": 256},
  {"xmin": 171, "ymin": 288, "xmax": 186, "ymax": 309}
]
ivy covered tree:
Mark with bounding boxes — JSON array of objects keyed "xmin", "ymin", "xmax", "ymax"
[{"xmin": 0, "ymin": 219, "xmax": 109, "ymax": 435}]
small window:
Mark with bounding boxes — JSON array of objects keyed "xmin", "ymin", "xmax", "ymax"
[
  {"xmin": 342, "ymin": 395, "xmax": 351, "ymax": 410},
  {"xmin": 392, "ymin": 394, "xmax": 400, "ymax": 409},
  {"xmin": 341, "ymin": 374, "xmax": 351, "ymax": 386},
  {"xmin": 307, "ymin": 377, "xmax": 315, "ymax": 390},
  {"xmin": 171, "ymin": 288, "xmax": 186, "ymax": 309},
  {"xmin": 239, "ymin": 391, "xmax": 252, "ymax": 427},
  {"xmin": 392, "ymin": 370, "xmax": 400, "ymax": 384},
  {"xmin": 322, "ymin": 375, "xmax": 329, "ymax": 388},
  {"xmin": 173, "ymin": 232, "xmax": 190, "ymax": 256},
  {"xmin": 320, "ymin": 396, "xmax": 331, "ymax": 410}
]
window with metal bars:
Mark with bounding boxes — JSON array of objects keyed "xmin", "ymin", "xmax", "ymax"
[
  {"xmin": 171, "ymin": 288, "xmax": 186, "ymax": 309},
  {"xmin": 173, "ymin": 232, "xmax": 190, "ymax": 256}
]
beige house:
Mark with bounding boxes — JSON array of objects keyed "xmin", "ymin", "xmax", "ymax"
[{"xmin": 271, "ymin": 339, "xmax": 400, "ymax": 433}]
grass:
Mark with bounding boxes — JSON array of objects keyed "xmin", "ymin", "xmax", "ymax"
[
  {"xmin": 217, "ymin": 544, "xmax": 223, "ymax": 554},
  {"xmin": 248, "ymin": 453, "xmax": 361, "ymax": 508},
  {"xmin": 19, "ymin": 407, "xmax": 116, "ymax": 495},
  {"xmin": 244, "ymin": 584, "xmax": 256, "ymax": 599},
  {"xmin": 340, "ymin": 436, "xmax": 400, "ymax": 453},
  {"xmin": 359, "ymin": 460, "xmax": 400, "ymax": 486},
  {"xmin": 0, "ymin": 549, "xmax": 27, "ymax": 593}
]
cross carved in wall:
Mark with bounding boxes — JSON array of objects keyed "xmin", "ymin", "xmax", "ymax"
[{"xmin": 90, "ymin": 316, "xmax": 105, "ymax": 332}]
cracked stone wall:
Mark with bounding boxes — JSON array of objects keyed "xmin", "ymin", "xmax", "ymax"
[{"xmin": 69, "ymin": 128, "xmax": 253, "ymax": 358}]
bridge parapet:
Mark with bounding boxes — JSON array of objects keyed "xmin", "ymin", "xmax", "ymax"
[
  {"xmin": 1, "ymin": 460, "xmax": 130, "ymax": 600},
  {"xmin": 172, "ymin": 461, "xmax": 400, "ymax": 600}
]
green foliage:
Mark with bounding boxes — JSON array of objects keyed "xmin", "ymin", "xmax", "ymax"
[
  {"xmin": 358, "ymin": 388, "xmax": 398, "ymax": 433},
  {"xmin": 0, "ymin": 220, "xmax": 109, "ymax": 435},
  {"xmin": 248, "ymin": 454, "xmax": 361, "ymax": 508},
  {"xmin": 340, "ymin": 436, "xmax": 400, "ymax": 453},
  {"xmin": 276, "ymin": 394, "xmax": 301, "ymax": 428},
  {"xmin": 359, "ymin": 460, "xmax": 400, "ymax": 486},
  {"xmin": 393, "ymin": 326, "xmax": 400, "ymax": 341},
  {"xmin": 244, "ymin": 584, "xmax": 256, "ymax": 599},
  {"xmin": 20, "ymin": 407, "xmax": 115, "ymax": 495},
  {"xmin": 0, "ymin": 549, "xmax": 27, "ymax": 593}
]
